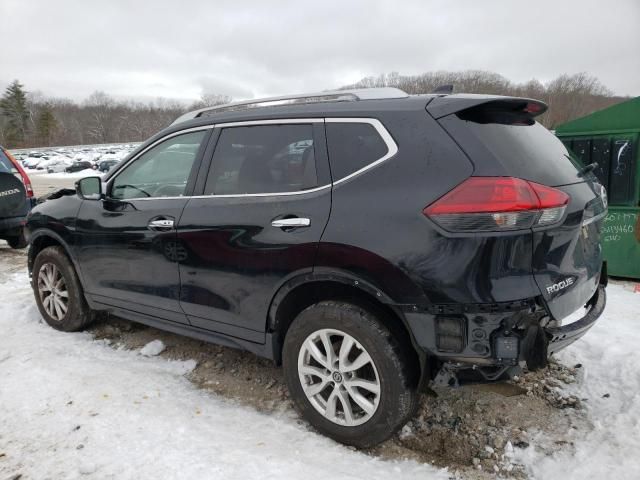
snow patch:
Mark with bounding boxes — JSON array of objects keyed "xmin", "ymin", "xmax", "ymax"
[
  {"xmin": 0, "ymin": 269, "xmax": 448, "ymax": 480},
  {"xmin": 140, "ymin": 339, "xmax": 166, "ymax": 357},
  {"xmin": 42, "ymin": 168, "xmax": 103, "ymax": 179}
]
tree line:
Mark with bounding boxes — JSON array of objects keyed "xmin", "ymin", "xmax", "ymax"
[{"xmin": 0, "ymin": 71, "xmax": 628, "ymax": 149}]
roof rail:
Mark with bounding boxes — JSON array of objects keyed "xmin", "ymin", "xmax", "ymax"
[{"xmin": 171, "ymin": 87, "xmax": 408, "ymax": 125}]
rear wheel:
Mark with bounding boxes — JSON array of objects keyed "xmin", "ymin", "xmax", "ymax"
[
  {"xmin": 32, "ymin": 246, "xmax": 94, "ymax": 331},
  {"xmin": 7, "ymin": 230, "xmax": 27, "ymax": 249},
  {"xmin": 283, "ymin": 301, "xmax": 419, "ymax": 448}
]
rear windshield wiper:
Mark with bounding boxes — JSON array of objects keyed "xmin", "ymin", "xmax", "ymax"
[{"xmin": 578, "ymin": 162, "xmax": 598, "ymax": 177}]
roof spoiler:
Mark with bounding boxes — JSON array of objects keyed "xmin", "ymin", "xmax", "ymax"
[{"xmin": 426, "ymin": 94, "xmax": 548, "ymax": 119}]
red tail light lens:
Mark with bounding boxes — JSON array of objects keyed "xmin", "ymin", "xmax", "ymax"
[
  {"xmin": 424, "ymin": 177, "xmax": 569, "ymax": 232},
  {"xmin": 4, "ymin": 149, "xmax": 34, "ymax": 198}
]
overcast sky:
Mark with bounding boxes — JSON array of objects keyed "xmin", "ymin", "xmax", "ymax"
[{"xmin": 2, "ymin": 0, "xmax": 639, "ymax": 103}]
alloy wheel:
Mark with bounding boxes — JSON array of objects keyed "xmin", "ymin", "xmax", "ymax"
[
  {"xmin": 297, "ymin": 328, "xmax": 381, "ymax": 426},
  {"xmin": 37, "ymin": 262, "xmax": 68, "ymax": 321}
]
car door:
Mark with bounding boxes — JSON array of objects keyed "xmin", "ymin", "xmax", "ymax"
[
  {"xmin": 75, "ymin": 127, "xmax": 212, "ymax": 324},
  {"xmin": 177, "ymin": 120, "xmax": 331, "ymax": 341}
]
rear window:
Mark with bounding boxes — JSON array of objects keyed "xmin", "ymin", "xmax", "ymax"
[
  {"xmin": 325, "ymin": 123, "xmax": 388, "ymax": 180},
  {"xmin": 0, "ymin": 150, "xmax": 18, "ymax": 174},
  {"xmin": 442, "ymin": 112, "xmax": 583, "ymax": 187}
]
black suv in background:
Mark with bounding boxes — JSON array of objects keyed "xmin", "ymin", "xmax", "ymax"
[
  {"xmin": 0, "ymin": 145, "xmax": 34, "ymax": 248},
  {"xmin": 26, "ymin": 88, "xmax": 607, "ymax": 447}
]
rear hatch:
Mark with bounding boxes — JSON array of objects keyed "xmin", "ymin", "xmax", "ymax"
[{"xmin": 431, "ymin": 97, "xmax": 606, "ymax": 320}]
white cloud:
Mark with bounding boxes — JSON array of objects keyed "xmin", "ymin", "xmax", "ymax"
[{"xmin": 1, "ymin": 0, "xmax": 638, "ymax": 101}]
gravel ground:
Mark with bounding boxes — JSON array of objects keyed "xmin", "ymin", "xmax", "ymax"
[{"xmin": 2, "ymin": 244, "xmax": 592, "ymax": 479}]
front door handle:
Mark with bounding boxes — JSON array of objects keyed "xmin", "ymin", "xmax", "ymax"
[
  {"xmin": 271, "ymin": 217, "xmax": 311, "ymax": 228},
  {"xmin": 148, "ymin": 219, "xmax": 174, "ymax": 231}
]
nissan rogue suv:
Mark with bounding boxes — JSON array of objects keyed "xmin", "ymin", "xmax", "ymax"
[{"xmin": 26, "ymin": 88, "xmax": 607, "ymax": 447}]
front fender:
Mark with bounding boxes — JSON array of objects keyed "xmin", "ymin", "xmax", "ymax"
[{"xmin": 27, "ymin": 228, "xmax": 85, "ymax": 286}]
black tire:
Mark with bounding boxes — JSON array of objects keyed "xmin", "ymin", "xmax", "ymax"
[
  {"xmin": 32, "ymin": 246, "xmax": 94, "ymax": 332},
  {"xmin": 282, "ymin": 301, "xmax": 419, "ymax": 448},
  {"xmin": 7, "ymin": 230, "xmax": 28, "ymax": 249}
]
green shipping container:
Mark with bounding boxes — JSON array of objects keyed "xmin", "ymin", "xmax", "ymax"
[{"xmin": 556, "ymin": 97, "xmax": 640, "ymax": 279}]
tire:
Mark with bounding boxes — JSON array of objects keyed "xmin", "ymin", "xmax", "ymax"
[
  {"xmin": 7, "ymin": 231, "xmax": 28, "ymax": 249},
  {"xmin": 282, "ymin": 301, "xmax": 419, "ymax": 448},
  {"xmin": 32, "ymin": 246, "xmax": 94, "ymax": 332}
]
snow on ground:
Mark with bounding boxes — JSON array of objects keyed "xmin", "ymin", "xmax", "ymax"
[
  {"xmin": 1, "ymin": 246, "xmax": 639, "ymax": 480},
  {"xmin": 0, "ymin": 267, "xmax": 448, "ymax": 480},
  {"xmin": 41, "ymin": 168, "xmax": 104, "ymax": 179},
  {"xmin": 515, "ymin": 283, "xmax": 640, "ymax": 479}
]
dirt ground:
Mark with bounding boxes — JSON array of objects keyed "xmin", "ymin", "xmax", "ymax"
[{"xmin": 1, "ymin": 244, "xmax": 589, "ymax": 479}]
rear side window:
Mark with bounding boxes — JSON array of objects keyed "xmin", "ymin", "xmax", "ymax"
[
  {"xmin": 325, "ymin": 123, "xmax": 388, "ymax": 180},
  {"xmin": 0, "ymin": 150, "xmax": 18, "ymax": 174},
  {"xmin": 204, "ymin": 124, "xmax": 317, "ymax": 195}
]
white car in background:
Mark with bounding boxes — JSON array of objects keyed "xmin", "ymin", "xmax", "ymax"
[
  {"xmin": 23, "ymin": 156, "xmax": 46, "ymax": 169},
  {"xmin": 45, "ymin": 157, "xmax": 74, "ymax": 173},
  {"xmin": 37, "ymin": 155, "xmax": 72, "ymax": 171}
]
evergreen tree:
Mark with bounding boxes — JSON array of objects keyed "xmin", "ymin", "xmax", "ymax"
[
  {"xmin": 36, "ymin": 104, "xmax": 58, "ymax": 146},
  {"xmin": 0, "ymin": 80, "xmax": 30, "ymax": 147}
]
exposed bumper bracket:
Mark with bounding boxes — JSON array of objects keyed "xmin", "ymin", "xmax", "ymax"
[{"xmin": 545, "ymin": 285, "xmax": 606, "ymax": 353}]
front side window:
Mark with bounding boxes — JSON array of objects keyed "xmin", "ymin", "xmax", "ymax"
[
  {"xmin": 204, "ymin": 124, "xmax": 317, "ymax": 195},
  {"xmin": 111, "ymin": 130, "xmax": 207, "ymax": 199}
]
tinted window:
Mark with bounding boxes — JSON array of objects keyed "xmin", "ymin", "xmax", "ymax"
[
  {"xmin": 326, "ymin": 123, "xmax": 388, "ymax": 180},
  {"xmin": 0, "ymin": 150, "xmax": 18, "ymax": 174},
  {"xmin": 204, "ymin": 124, "xmax": 317, "ymax": 195},
  {"xmin": 111, "ymin": 130, "xmax": 206, "ymax": 199},
  {"xmin": 451, "ymin": 119, "xmax": 582, "ymax": 186}
]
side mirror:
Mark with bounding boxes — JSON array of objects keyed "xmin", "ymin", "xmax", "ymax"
[{"xmin": 76, "ymin": 176, "xmax": 102, "ymax": 200}]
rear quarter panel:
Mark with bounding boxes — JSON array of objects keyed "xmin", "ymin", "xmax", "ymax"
[{"xmin": 317, "ymin": 109, "xmax": 539, "ymax": 305}]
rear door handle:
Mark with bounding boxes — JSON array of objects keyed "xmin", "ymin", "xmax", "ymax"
[
  {"xmin": 271, "ymin": 217, "xmax": 311, "ymax": 228},
  {"xmin": 148, "ymin": 219, "xmax": 174, "ymax": 231}
]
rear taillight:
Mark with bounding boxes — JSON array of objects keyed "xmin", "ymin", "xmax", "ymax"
[
  {"xmin": 423, "ymin": 177, "xmax": 569, "ymax": 232},
  {"xmin": 4, "ymin": 149, "xmax": 34, "ymax": 198}
]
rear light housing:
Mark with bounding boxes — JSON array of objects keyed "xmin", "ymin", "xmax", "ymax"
[
  {"xmin": 4, "ymin": 149, "xmax": 34, "ymax": 198},
  {"xmin": 424, "ymin": 177, "xmax": 569, "ymax": 232}
]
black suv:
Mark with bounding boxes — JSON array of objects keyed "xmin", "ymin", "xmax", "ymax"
[
  {"xmin": 1, "ymin": 145, "xmax": 34, "ymax": 248},
  {"xmin": 26, "ymin": 88, "xmax": 607, "ymax": 447}
]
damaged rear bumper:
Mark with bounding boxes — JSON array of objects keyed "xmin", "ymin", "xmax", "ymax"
[
  {"xmin": 545, "ymin": 284, "xmax": 606, "ymax": 354},
  {"xmin": 405, "ymin": 281, "xmax": 607, "ymax": 386}
]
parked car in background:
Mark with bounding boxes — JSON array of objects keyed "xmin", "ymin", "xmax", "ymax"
[
  {"xmin": 46, "ymin": 158, "xmax": 74, "ymax": 173},
  {"xmin": 37, "ymin": 155, "xmax": 72, "ymax": 170},
  {"xmin": 97, "ymin": 159, "xmax": 120, "ymax": 172},
  {"xmin": 26, "ymin": 88, "xmax": 608, "ymax": 447},
  {"xmin": 23, "ymin": 155, "xmax": 46, "ymax": 169},
  {"xmin": 0, "ymin": 145, "xmax": 34, "ymax": 248},
  {"xmin": 65, "ymin": 161, "xmax": 93, "ymax": 173}
]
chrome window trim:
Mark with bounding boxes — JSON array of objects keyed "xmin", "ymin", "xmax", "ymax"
[
  {"xmin": 325, "ymin": 118, "xmax": 398, "ymax": 188},
  {"xmin": 215, "ymin": 118, "xmax": 323, "ymax": 128},
  {"xmin": 112, "ymin": 118, "xmax": 397, "ymax": 201}
]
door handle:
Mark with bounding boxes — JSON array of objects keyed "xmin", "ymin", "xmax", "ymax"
[
  {"xmin": 148, "ymin": 219, "xmax": 175, "ymax": 231},
  {"xmin": 271, "ymin": 217, "xmax": 311, "ymax": 228}
]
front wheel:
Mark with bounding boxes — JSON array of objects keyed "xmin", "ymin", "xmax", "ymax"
[
  {"xmin": 32, "ymin": 246, "xmax": 94, "ymax": 331},
  {"xmin": 283, "ymin": 301, "xmax": 419, "ymax": 448}
]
